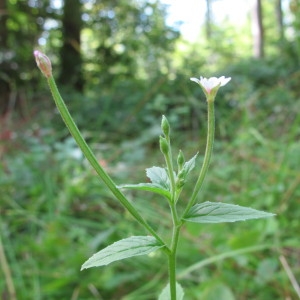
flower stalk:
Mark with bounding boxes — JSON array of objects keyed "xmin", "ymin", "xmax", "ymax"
[
  {"xmin": 183, "ymin": 99, "xmax": 215, "ymax": 217},
  {"xmin": 34, "ymin": 50, "xmax": 166, "ymax": 247},
  {"xmin": 183, "ymin": 76, "xmax": 231, "ymax": 217}
]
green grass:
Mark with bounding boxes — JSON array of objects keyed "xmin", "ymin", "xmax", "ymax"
[{"xmin": 1, "ymin": 78, "xmax": 300, "ymax": 299}]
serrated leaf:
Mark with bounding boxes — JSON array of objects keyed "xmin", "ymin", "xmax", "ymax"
[
  {"xmin": 146, "ymin": 166, "xmax": 170, "ymax": 190},
  {"xmin": 184, "ymin": 201, "xmax": 275, "ymax": 223},
  {"xmin": 158, "ymin": 282, "xmax": 184, "ymax": 300},
  {"xmin": 118, "ymin": 183, "xmax": 171, "ymax": 200},
  {"xmin": 81, "ymin": 236, "xmax": 163, "ymax": 270}
]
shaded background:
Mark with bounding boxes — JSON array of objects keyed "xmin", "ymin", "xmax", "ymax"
[{"xmin": 1, "ymin": 0, "xmax": 300, "ymax": 299}]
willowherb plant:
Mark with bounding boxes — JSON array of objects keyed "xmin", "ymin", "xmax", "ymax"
[{"xmin": 34, "ymin": 50, "xmax": 275, "ymax": 299}]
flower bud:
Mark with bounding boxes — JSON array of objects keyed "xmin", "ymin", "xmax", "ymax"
[
  {"xmin": 176, "ymin": 177, "xmax": 185, "ymax": 189},
  {"xmin": 159, "ymin": 136, "xmax": 169, "ymax": 155},
  {"xmin": 34, "ymin": 50, "xmax": 52, "ymax": 78},
  {"xmin": 161, "ymin": 115, "xmax": 170, "ymax": 138},
  {"xmin": 177, "ymin": 150, "xmax": 185, "ymax": 171}
]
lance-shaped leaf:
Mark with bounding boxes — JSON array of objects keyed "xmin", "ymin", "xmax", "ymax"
[
  {"xmin": 176, "ymin": 153, "xmax": 198, "ymax": 188},
  {"xmin": 158, "ymin": 282, "xmax": 184, "ymax": 300},
  {"xmin": 118, "ymin": 166, "xmax": 172, "ymax": 200},
  {"xmin": 118, "ymin": 183, "xmax": 171, "ymax": 200},
  {"xmin": 183, "ymin": 201, "xmax": 275, "ymax": 224},
  {"xmin": 181, "ymin": 153, "xmax": 198, "ymax": 176},
  {"xmin": 81, "ymin": 236, "xmax": 164, "ymax": 270}
]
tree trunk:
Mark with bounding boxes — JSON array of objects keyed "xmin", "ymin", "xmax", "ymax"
[
  {"xmin": 251, "ymin": 0, "xmax": 264, "ymax": 58},
  {"xmin": 0, "ymin": 0, "xmax": 11, "ymax": 115},
  {"xmin": 205, "ymin": 0, "xmax": 212, "ymax": 40},
  {"xmin": 59, "ymin": 0, "xmax": 84, "ymax": 92},
  {"xmin": 275, "ymin": 0, "xmax": 284, "ymax": 41}
]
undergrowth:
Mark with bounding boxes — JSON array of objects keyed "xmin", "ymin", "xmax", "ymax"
[{"xmin": 1, "ymin": 63, "xmax": 300, "ymax": 299}]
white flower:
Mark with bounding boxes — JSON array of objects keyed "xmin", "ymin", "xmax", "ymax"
[
  {"xmin": 190, "ymin": 76, "xmax": 231, "ymax": 94},
  {"xmin": 190, "ymin": 76, "xmax": 231, "ymax": 101}
]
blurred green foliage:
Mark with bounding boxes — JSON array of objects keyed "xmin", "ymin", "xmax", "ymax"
[{"xmin": 1, "ymin": 0, "xmax": 300, "ymax": 299}]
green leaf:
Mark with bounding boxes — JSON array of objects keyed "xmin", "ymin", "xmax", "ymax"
[
  {"xmin": 181, "ymin": 153, "xmax": 198, "ymax": 176},
  {"xmin": 176, "ymin": 153, "xmax": 198, "ymax": 188},
  {"xmin": 201, "ymin": 282, "xmax": 235, "ymax": 300},
  {"xmin": 184, "ymin": 201, "xmax": 275, "ymax": 223},
  {"xmin": 81, "ymin": 236, "xmax": 164, "ymax": 270},
  {"xmin": 118, "ymin": 183, "xmax": 171, "ymax": 200},
  {"xmin": 146, "ymin": 166, "xmax": 170, "ymax": 190},
  {"xmin": 118, "ymin": 166, "xmax": 172, "ymax": 200},
  {"xmin": 158, "ymin": 282, "xmax": 184, "ymax": 300}
]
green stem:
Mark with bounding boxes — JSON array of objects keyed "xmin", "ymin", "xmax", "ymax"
[
  {"xmin": 165, "ymin": 151, "xmax": 176, "ymax": 201},
  {"xmin": 168, "ymin": 221, "xmax": 181, "ymax": 299},
  {"xmin": 183, "ymin": 100, "xmax": 215, "ymax": 217},
  {"xmin": 161, "ymin": 121, "xmax": 186, "ymax": 299},
  {"xmin": 167, "ymin": 199, "xmax": 183, "ymax": 299},
  {"xmin": 46, "ymin": 76, "xmax": 165, "ymax": 246},
  {"xmin": 168, "ymin": 250, "xmax": 177, "ymax": 299},
  {"xmin": 161, "ymin": 133, "xmax": 181, "ymax": 299}
]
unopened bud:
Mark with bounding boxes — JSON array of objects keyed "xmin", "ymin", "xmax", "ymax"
[
  {"xmin": 34, "ymin": 50, "xmax": 52, "ymax": 78},
  {"xmin": 159, "ymin": 136, "xmax": 169, "ymax": 155},
  {"xmin": 177, "ymin": 150, "xmax": 185, "ymax": 171},
  {"xmin": 161, "ymin": 115, "xmax": 170, "ymax": 138},
  {"xmin": 176, "ymin": 177, "xmax": 185, "ymax": 189}
]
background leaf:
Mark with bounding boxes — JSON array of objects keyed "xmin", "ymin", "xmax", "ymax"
[
  {"xmin": 158, "ymin": 282, "xmax": 184, "ymax": 300},
  {"xmin": 81, "ymin": 236, "xmax": 164, "ymax": 270},
  {"xmin": 118, "ymin": 183, "xmax": 171, "ymax": 200},
  {"xmin": 201, "ymin": 281, "xmax": 235, "ymax": 300},
  {"xmin": 184, "ymin": 201, "xmax": 275, "ymax": 223}
]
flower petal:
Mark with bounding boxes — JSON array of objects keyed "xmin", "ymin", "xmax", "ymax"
[
  {"xmin": 190, "ymin": 78, "xmax": 200, "ymax": 84},
  {"xmin": 220, "ymin": 76, "xmax": 231, "ymax": 86}
]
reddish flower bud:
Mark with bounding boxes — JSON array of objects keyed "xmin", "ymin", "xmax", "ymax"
[{"xmin": 34, "ymin": 50, "xmax": 52, "ymax": 78}]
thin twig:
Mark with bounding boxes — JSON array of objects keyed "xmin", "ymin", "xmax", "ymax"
[
  {"xmin": 279, "ymin": 255, "xmax": 300, "ymax": 299},
  {"xmin": 0, "ymin": 233, "xmax": 17, "ymax": 300},
  {"xmin": 88, "ymin": 284, "xmax": 104, "ymax": 300},
  {"xmin": 178, "ymin": 244, "xmax": 273, "ymax": 279}
]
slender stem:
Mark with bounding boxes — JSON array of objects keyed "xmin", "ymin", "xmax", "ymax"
[
  {"xmin": 165, "ymin": 152, "xmax": 176, "ymax": 201},
  {"xmin": 167, "ymin": 199, "xmax": 183, "ymax": 299},
  {"xmin": 162, "ymin": 131, "xmax": 176, "ymax": 203},
  {"xmin": 161, "ymin": 131, "xmax": 181, "ymax": 299},
  {"xmin": 183, "ymin": 100, "xmax": 215, "ymax": 217},
  {"xmin": 46, "ymin": 76, "xmax": 166, "ymax": 246},
  {"xmin": 178, "ymin": 244, "xmax": 274, "ymax": 279},
  {"xmin": 168, "ymin": 250, "xmax": 177, "ymax": 299},
  {"xmin": 168, "ymin": 220, "xmax": 181, "ymax": 299},
  {"xmin": 170, "ymin": 202, "xmax": 179, "ymax": 226}
]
